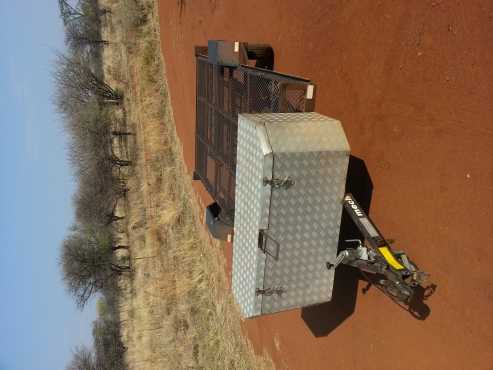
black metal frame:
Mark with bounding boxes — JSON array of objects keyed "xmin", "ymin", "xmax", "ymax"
[
  {"xmin": 194, "ymin": 47, "xmax": 315, "ymax": 222},
  {"xmin": 333, "ymin": 194, "xmax": 429, "ymax": 309}
]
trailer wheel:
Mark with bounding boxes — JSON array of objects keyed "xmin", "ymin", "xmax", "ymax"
[
  {"xmin": 246, "ymin": 44, "xmax": 274, "ymax": 70},
  {"xmin": 204, "ymin": 202, "xmax": 234, "ymax": 241}
]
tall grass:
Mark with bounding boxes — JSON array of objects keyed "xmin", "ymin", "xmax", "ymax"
[{"xmin": 99, "ymin": 0, "xmax": 276, "ymax": 369}]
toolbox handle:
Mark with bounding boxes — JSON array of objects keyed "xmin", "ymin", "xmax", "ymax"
[{"xmin": 258, "ymin": 230, "xmax": 280, "ymax": 260}]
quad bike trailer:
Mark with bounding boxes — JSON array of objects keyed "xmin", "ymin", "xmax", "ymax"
[{"xmin": 194, "ymin": 40, "xmax": 431, "ymax": 317}]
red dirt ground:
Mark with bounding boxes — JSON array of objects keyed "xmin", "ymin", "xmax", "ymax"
[{"xmin": 157, "ymin": 1, "xmax": 493, "ymax": 369}]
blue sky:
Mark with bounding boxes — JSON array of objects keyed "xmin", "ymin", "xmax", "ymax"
[{"xmin": 0, "ymin": 1, "xmax": 96, "ymax": 370}]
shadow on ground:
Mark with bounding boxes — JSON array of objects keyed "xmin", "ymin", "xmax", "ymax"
[
  {"xmin": 302, "ymin": 156, "xmax": 436, "ymax": 336},
  {"xmin": 301, "ymin": 156, "xmax": 372, "ymax": 337},
  {"xmin": 407, "ymin": 283, "xmax": 437, "ymax": 320},
  {"xmin": 360, "ymin": 273, "xmax": 437, "ymax": 321}
]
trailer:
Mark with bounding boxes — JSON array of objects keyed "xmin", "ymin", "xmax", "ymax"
[
  {"xmin": 194, "ymin": 40, "xmax": 430, "ymax": 318},
  {"xmin": 194, "ymin": 41, "xmax": 316, "ymax": 238}
]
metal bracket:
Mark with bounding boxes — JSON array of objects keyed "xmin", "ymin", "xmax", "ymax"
[
  {"xmin": 327, "ymin": 239, "xmax": 372, "ymax": 270},
  {"xmin": 326, "ymin": 250, "xmax": 350, "ymax": 270},
  {"xmin": 263, "ymin": 176, "xmax": 295, "ymax": 189},
  {"xmin": 345, "ymin": 239, "xmax": 363, "ymax": 248}
]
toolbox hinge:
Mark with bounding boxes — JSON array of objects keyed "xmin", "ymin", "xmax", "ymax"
[
  {"xmin": 263, "ymin": 176, "xmax": 295, "ymax": 189},
  {"xmin": 255, "ymin": 287, "xmax": 286, "ymax": 296}
]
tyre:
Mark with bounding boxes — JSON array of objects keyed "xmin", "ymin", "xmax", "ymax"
[
  {"xmin": 246, "ymin": 44, "xmax": 274, "ymax": 70},
  {"xmin": 204, "ymin": 202, "xmax": 234, "ymax": 241}
]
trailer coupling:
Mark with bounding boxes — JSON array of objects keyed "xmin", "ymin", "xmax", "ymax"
[{"xmin": 327, "ymin": 194, "xmax": 432, "ymax": 311}]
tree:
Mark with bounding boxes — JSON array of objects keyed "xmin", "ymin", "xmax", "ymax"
[
  {"xmin": 75, "ymin": 106, "xmax": 131, "ymax": 161},
  {"xmin": 67, "ymin": 108, "xmax": 110, "ymax": 177},
  {"xmin": 65, "ymin": 19, "xmax": 109, "ymax": 53},
  {"xmin": 58, "ymin": 0, "xmax": 85, "ymax": 25},
  {"xmin": 54, "ymin": 53, "xmax": 122, "ymax": 110},
  {"xmin": 61, "ymin": 226, "xmax": 129, "ymax": 309},
  {"xmin": 62, "ymin": 97, "xmax": 100, "ymax": 136},
  {"xmin": 74, "ymin": 169, "xmax": 127, "ymax": 228},
  {"xmin": 61, "ymin": 100, "xmax": 131, "ymax": 175},
  {"xmin": 66, "ymin": 346, "xmax": 96, "ymax": 370},
  {"xmin": 58, "ymin": 0, "xmax": 110, "ymax": 26}
]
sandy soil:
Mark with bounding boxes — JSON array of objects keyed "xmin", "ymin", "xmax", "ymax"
[{"xmin": 157, "ymin": 1, "xmax": 493, "ymax": 369}]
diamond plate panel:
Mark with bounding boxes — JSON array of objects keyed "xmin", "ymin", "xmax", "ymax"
[
  {"xmin": 261, "ymin": 150, "xmax": 348, "ymax": 313},
  {"xmin": 233, "ymin": 113, "xmax": 350, "ymax": 317},
  {"xmin": 232, "ymin": 116, "xmax": 273, "ymax": 317}
]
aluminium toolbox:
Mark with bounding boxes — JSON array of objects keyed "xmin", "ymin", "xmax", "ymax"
[{"xmin": 232, "ymin": 112, "xmax": 350, "ymax": 317}]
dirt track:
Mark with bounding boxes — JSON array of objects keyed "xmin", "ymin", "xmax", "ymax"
[{"xmin": 157, "ymin": 1, "xmax": 493, "ymax": 369}]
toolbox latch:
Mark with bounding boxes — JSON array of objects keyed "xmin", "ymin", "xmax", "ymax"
[{"xmin": 263, "ymin": 176, "xmax": 295, "ymax": 189}]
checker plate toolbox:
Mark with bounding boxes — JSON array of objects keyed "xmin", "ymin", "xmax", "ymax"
[{"xmin": 232, "ymin": 113, "xmax": 350, "ymax": 317}]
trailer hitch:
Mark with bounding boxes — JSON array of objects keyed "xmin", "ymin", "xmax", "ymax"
[{"xmin": 325, "ymin": 194, "xmax": 434, "ymax": 314}]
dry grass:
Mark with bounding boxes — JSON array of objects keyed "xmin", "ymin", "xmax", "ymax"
[{"xmin": 99, "ymin": 0, "xmax": 275, "ymax": 369}]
